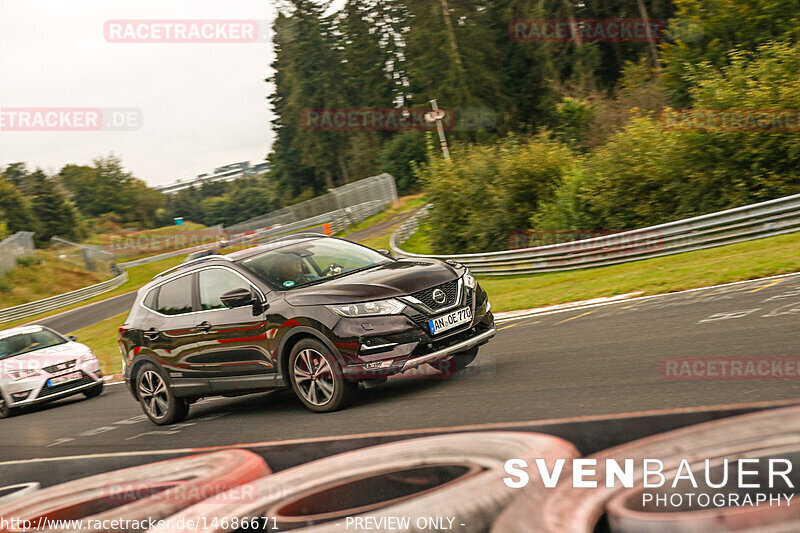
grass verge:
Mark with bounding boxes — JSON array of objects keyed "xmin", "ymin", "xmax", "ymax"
[
  {"xmin": 336, "ymin": 194, "xmax": 427, "ymax": 239},
  {"xmin": 479, "ymin": 231, "xmax": 800, "ymax": 312},
  {"xmin": 1, "ymin": 255, "xmax": 186, "ymax": 329},
  {"xmin": 72, "ymin": 312, "xmax": 127, "ymax": 375},
  {"xmin": 400, "ymin": 222, "xmax": 434, "ymax": 255}
]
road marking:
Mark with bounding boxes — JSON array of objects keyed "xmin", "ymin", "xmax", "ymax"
[
  {"xmin": 763, "ymin": 301, "xmax": 800, "ymax": 318},
  {"xmin": 555, "ymin": 311, "xmax": 593, "ymax": 325},
  {"xmin": 494, "ymin": 271, "xmax": 800, "ymax": 324},
  {"xmin": 498, "ymin": 323, "xmax": 519, "ymax": 331},
  {"xmin": 45, "ymin": 438, "xmax": 75, "ymax": 448},
  {"xmin": 749, "ymin": 279, "xmax": 784, "ymax": 293},
  {"xmin": 763, "ymin": 289, "xmax": 800, "ymax": 302},
  {"xmin": 699, "ymin": 308, "xmax": 761, "ymax": 323}
]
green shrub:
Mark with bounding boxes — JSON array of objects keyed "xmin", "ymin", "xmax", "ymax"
[
  {"xmin": 419, "ymin": 134, "xmax": 572, "ymax": 253},
  {"xmin": 15, "ymin": 255, "xmax": 36, "ymax": 267}
]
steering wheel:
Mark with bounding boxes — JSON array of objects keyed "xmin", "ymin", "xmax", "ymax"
[{"xmin": 322, "ymin": 263, "xmax": 343, "ymax": 277}]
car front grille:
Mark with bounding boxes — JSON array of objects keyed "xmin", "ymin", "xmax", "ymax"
[
  {"xmin": 43, "ymin": 360, "xmax": 77, "ymax": 374},
  {"xmin": 37, "ymin": 372, "xmax": 95, "ymax": 399},
  {"xmin": 409, "ymin": 279, "xmax": 460, "ymax": 312}
]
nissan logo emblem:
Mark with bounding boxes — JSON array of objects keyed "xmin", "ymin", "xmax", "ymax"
[{"xmin": 432, "ymin": 288, "xmax": 447, "ymax": 304}]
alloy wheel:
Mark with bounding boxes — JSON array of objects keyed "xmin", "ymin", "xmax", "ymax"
[
  {"xmin": 138, "ymin": 370, "xmax": 169, "ymax": 419},
  {"xmin": 293, "ymin": 349, "xmax": 335, "ymax": 406}
]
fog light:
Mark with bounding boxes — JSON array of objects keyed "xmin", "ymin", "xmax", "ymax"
[
  {"xmin": 365, "ymin": 360, "xmax": 393, "ymax": 370},
  {"xmin": 12, "ymin": 391, "xmax": 31, "ymax": 401}
]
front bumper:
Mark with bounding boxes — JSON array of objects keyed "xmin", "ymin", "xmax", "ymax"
[
  {"xmin": 1, "ymin": 361, "xmax": 103, "ymax": 408},
  {"xmin": 337, "ymin": 279, "xmax": 495, "ymax": 379},
  {"xmin": 399, "ymin": 327, "xmax": 495, "ymax": 372}
]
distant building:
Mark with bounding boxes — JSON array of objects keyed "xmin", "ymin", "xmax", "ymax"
[{"xmin": 157, "ymin": 161, "xmax": 271, "ymax": 194}]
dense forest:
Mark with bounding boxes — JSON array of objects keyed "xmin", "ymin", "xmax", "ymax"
[{"xmin": 2, "ymin": 0, "xmax": 800, "ymax": 252}]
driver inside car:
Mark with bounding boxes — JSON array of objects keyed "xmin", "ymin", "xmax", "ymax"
[{"xmin": 272, "ymin": 253, "xmax": 312, "ymax": 287}]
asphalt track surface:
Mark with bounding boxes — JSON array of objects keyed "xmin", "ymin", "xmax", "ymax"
[
  {"xmin": 36, "ymin": 292, "xmax": 137, "ymax": 333},
  {"xmin": 2, "ymin": 273, "xmax": 799, "ymax": 462}
]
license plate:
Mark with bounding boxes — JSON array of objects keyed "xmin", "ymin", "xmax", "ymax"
[
  {"xmin": 47, "ymin": 371, "xmax": 82, "ymax": 387},
  {"xmin": 428, "ymin": 306, "xmax": 473, "ymax": 335}
]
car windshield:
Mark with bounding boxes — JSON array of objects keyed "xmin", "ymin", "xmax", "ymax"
[
  {"xmin": 0, "ymin": 329, "xmax": 67, "ymax": 360},
  {"xmin": 240, "ymin": 238, "xmax": 392, "ymax": 290}
]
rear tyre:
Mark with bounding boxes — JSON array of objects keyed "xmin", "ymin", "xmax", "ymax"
[
  {"xmin": 430, "ymin": 346, "xmax": 479, "ymax": 375},
  {"xmin": 0, "ymin": 394, "xmax": 17, "ymax": 419},
  {"xmin": 135, "ymin": 363, "xmax": 189, "ymax": 425},
  {"xmin": 83, "ymin": 381, "xmax": 104, "ymax": 398},
  {"xmin": 289, "ymin": 338, "xmax": 357, "ymax": 413}
]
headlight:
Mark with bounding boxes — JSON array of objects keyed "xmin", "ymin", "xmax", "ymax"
[
  {"xmin": 6, "ymin": 368, "xmax": 40, "ymax": 381},
  {"xmin": 464, "ymin": 272, "xmax": 477, "ymax": 289},
  {"xmin": 327, "ymin": 299, "xmax": 406, "ymax": 317}
]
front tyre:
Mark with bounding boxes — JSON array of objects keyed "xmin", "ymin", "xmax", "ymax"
[
  {"xmin": 0, "ymin": 394, "xmax": 17, "ymax": 419},
  {"xmin": 83, "ymin": 381, "xmax": 104, "ymax": 398},
  {"xmin": 135, "ymin": 362, "xmax": 189, "ymax": 425},
  {"xmin": 289, "ymin": 339, "xmax": 357, "ymax": 413}
]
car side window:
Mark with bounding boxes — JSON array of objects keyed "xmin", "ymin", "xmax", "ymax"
[
  {"xmin": 198, "ymin": 268, "xmax": 253, "ymax": 311},
  {"xmin": 156, "ymin": 275, "xmax": 194, "ymax": 315}
]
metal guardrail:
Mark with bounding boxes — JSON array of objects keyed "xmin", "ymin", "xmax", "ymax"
[
  {"xmin": 390, "ymin": 193, "xmax": 800, "ymax": 275},
  {"xmin": 0, "ymin": 271, "xmax": 129, "ymax": 326}
]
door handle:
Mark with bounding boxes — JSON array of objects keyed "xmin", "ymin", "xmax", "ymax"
[
  {"xmin": 197, "ymin": 321, "xmax": 213, "ymax": 333},
  {"xmin": 143, "ymin": 328, "xmax": 159, "ymax": 340}
]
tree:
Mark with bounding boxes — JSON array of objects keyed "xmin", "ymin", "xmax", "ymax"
[
  {"xmin": 661, "ymin": 0, "xmax": 800, "ymax": 105},
  {"xmin": 1, "ymin": 162, "xmax": 31, "ymax": 194},
  {"xmin": 29, "ymin": 170, "xmax": 80, "ymax": 242},
  {"xmin": 0, "ymin": 178, "xmax": 38, "ymax": 235}
]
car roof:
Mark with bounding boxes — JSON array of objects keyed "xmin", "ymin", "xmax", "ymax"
[{"xmin": 147, "ymin": 233, "xmax": 328, "ymax": 286}]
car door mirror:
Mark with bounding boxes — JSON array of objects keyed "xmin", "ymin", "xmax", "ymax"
[
  {"xmin": 67, "ymin": 335, "xmax": 78, "ymax": 341},
  {"xmin": 220, "ymin": 288, "xmax": 254, "ymax": 308},
  {"xmin": 377, "ymin": 249, "xmax": 393, "ymax": 258}
]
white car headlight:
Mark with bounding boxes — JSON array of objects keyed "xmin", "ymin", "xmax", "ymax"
[
  {"xmin": 464, "ymin": 272, "xmax": 477, "ymax": 289},
  {"xmin": 327, "ymin": 299, "xmax": 406, "ymax": 317},
  {"xmin": 6, "ymin": 368, "xmax": 40, "ymax": 381}
]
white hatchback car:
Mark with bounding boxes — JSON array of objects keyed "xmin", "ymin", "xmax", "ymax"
[{"xmin": 0, "ymin": 325, "xmax": 104, "ymax": 418}]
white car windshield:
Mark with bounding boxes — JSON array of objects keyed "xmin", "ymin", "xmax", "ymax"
[{"xmin": 0, "ymin": 329, "xmax": 67, "ymax": 360}]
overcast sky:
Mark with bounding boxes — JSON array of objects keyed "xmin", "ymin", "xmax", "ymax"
[{"xmin": 0, "ymin": 0, "xmax": 290, "ymax": 187}]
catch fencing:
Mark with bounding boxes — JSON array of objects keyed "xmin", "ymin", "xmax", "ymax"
[
  {"xmin": 390, "ymin": 193, "xmax": 800, "ymax": 275},
  {"xmin": 0, "ymin": 232, "xmax": 35, "ymax": 276},
  {"xmin": 226, "ymin": 173, "xmax": 397, "ymax": 234},
  {"xmin": 50, "ymin": 236, "xmax": 116, "ymax": 273}
]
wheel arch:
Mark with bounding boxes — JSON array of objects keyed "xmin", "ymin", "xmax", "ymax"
[{"xmin": 277, "ymin": 327, "xmax": 344, "ymax": 386}]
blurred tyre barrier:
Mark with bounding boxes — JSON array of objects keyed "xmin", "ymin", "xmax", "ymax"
[
  {"xmin": 0, "ymin": 450, "xmax": 270, "ymax": 533},
  {"xmin": 0, "ymin": 483, "xmax": 39, "ymax": 506},
  {"xmin": 491, "ymin": 405, "xmax": 800, "ymax": 533},
  {"xmin": 153, "ymin": 432, "xmax": 579, "ymax": 533},
  {"xmin": 390, "ymin": 193, "xmax": 800, "ymax": 275}
]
